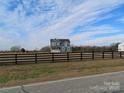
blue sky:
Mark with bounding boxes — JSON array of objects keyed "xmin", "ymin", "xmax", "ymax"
[{"xmin": 0, "ymin": 0, "xmax": 124, "ymax": 50}]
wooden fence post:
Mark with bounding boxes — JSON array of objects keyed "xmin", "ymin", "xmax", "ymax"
[
  {"xmin": 112, "ymin": 51, "xmax": 114, "ymax": 59},
  {"xmin": 80, "ymin": 52, "xmax": 83, "ymax": 60},
  {"xmin": 35, "ymin": 53, "xmax": 37, "ymax": 63},
  {"xmin": 67, "ymin": 52, "xmax": 69, "ymax": 62},
  {"xmin": 52, "ymin": 53, "xmax": 54, "ymax": 63},
  {"xmin": 120, "ymin": 52, "xmax": 122, "ymax": 59},
  {"xmin": 102, "ymin": 51, "xmax": 104, "ymax": 59},
  {"xmin": 15, "ymin": 54, "xmax": 17, "ymax": 64},
  {"xmin": 92, "ymin": 51, "xmax": 94, "ymax": 60}
]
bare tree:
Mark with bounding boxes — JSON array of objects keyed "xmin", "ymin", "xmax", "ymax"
[
  {"xmin": 10, "ymin": 46, "xmax": 21, "ymax": 52},
  {"xmin": 40, "ymin": 46, "xmax": 50, "ymax": 52},
  {"xmin": 72, "ymin": 43, "xmax": 120, "ymax": 52}
]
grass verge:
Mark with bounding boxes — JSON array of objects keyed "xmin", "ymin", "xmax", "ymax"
[{"xmin": 0, "ymin": 59, "xmax": 124, "ymax": 87}]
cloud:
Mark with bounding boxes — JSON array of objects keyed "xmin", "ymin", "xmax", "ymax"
[
  {"xmin": 84, "ymin": 34, "xmax": 124, "ymax": 46},
  {"xmin": 31, "ymin": 0, "xmax": 124, "ymax": 47},
  {"xmin": 118, "ymin": 17, "xmax": 124, "ymax": 23},
  {"xmin": 0, "ymin": 0, "xmax": 124, "ymax": 50},
  {"xmin": 70, "ymin": 25, "xmax": 121, "ymax": 42}
]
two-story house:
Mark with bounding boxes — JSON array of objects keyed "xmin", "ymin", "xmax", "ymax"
[{"xmin": 50, "ymin": 39, "xmax": 72, "ymax": 53}]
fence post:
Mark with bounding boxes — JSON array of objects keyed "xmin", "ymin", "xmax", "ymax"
[
  {"xmin": 92, "ymin": 51, "xmax": 94, "ymax": 60},
  {"xmin": 120, "ymin": 52, "xmax": 122, "ymax": 59},
  {"xmin": 52, "ymin": 53, "xmax": 54, "ymax": 63},
  {"xmin": 102, "ymin": 51, "xmax": 104, "ymax": 59},
  {"xmin": 67, "ymin": 52, "xmax": 69, "ymax": 62},
  {"xmin": 15, "ymin": 54, "xmax": 17, "ymax": 64},
  {"xmin": 112, "ymin": 51, "xmax": 114, "ymax": 59},
  {"xmin": 35, "ymin": 53, "xmax": 37, "ymax": 63},
  {"xmin": 80, "ymin": 52, "xmax": 83, "ymax": 60}
]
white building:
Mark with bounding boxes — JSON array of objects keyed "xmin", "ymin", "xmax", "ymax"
[
  {"xmin": 118, "ymin": 42, "xmax": 124, "ymax": 51},
  {"xmin": 50, "ymin": 39, "xmax": 72, "ymax": 53}
]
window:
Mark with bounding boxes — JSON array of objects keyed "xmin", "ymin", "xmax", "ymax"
[
  {"xmin": 51, "ymin": 42, "xmax": 55, "ymax": 46},
  {"xmin": 57, "ymin": 42, "xmax": 60, "ymax": 46}
]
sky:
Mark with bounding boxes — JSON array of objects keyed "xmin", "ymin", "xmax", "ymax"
[{"xmin": 0, "ymin": 0, "xmax": 124, "ymax": 50}]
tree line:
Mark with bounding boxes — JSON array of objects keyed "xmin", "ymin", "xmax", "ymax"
[
  {"xmin": 40, "ymin": 43, "xmax": 119, "ymax": 52},
  {"xmin": 72, "ymin": 43, "xmax": 119, "ymax": 52},
  {"xmin": 0, "ymin": 43, "xmax": 118, "ymax": 53}
]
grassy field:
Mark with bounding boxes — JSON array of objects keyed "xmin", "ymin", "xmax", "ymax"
[{"xmin": 0, "ymin": 59, "xmax": 124, "ymax": 87}]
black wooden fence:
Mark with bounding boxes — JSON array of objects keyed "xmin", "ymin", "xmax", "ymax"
[{"xmin": 0, "ymin": 51, "xmax": 124, "ymax": 64}]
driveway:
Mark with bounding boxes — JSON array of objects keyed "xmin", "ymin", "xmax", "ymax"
[{"xmin": 0, "ymin": 71, "xmax": 124, "ymax": 93}]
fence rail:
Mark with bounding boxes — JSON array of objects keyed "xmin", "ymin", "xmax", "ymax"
[{"xmin": 0, "ymin": 51, "xmax": 124, "ymax": 64}]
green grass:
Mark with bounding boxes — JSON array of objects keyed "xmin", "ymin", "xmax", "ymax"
[{"xmin": 0, "ymin": 59, "xmax": 124, "ymax": 87}]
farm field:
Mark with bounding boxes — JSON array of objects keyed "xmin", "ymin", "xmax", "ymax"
[{"xmin": 0, "ymin": 59, "xmax": 124, "ymax": 88}]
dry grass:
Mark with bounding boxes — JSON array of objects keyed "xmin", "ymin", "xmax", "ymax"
[{"xmin": 0, "ymin": 59, "xmax": 124, "ymax": 87}]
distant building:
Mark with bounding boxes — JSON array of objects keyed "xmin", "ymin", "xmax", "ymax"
[
  {"xmin": 118, "ymin": 42, "xmax": 124, "ymax": 51},
  {"xmin": 50, "ymin": 39, "xmax": 72, "ymax": 53}
]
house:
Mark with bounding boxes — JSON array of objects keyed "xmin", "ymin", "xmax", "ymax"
[
  {"xmin": 118, "ymin": 42, "xmax": 124, "ymax": 51},
  {"xmin": 50, "ymin": 39, "xmax": 72, "ymax": 53}
]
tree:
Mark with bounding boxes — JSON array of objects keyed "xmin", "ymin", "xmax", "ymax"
[
  {"xmin": 10, "ymin": 46, "xmax": 21, "ymax": 52},
  {"xmin": 40, "ymin": 46, "xmax": 50, "ymax": 52},
  {"xmin": 71, "ymin": 42, "xmax": 120, "ymax": 52},
  {"xmin": 21, "ymin": 48, "xmax": 26, "ymax": 52},
  {"xmin": 110, "ymin": 43, "xmax": 120, "ymax": 51}
]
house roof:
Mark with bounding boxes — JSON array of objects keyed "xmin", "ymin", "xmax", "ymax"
[
  {"xmin": 50, "ymin": 39, "xmax": 70, "ymax": 43},
  {"xmin": 119, "ymin": 42, "xmax": 124, "ymax": 46}
]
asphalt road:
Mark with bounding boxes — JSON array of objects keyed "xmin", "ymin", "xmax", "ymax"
[{"xmin": 1, "ymin": 71, "xmax": 124, "ymax": 93}]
